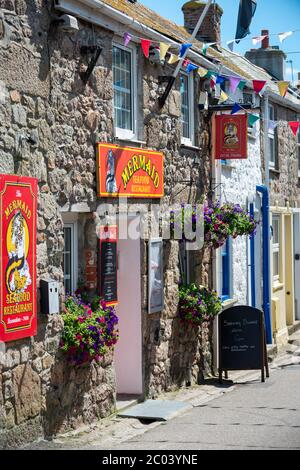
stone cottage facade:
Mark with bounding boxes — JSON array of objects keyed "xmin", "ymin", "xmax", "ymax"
[{"xmin": 0, "ymin": 0, "xmax": 218, "ymax": 448}]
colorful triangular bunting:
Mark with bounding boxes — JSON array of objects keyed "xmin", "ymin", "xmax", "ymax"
[
  {"xmin": 229, "ymin": 76, "xmax": 241, "ymax": 94},
  {"xmin": 288, "ymin": 121, "xmax": 300, "ymax": 136},
  {"xmin": 168, "ymin": 53, "xmax": 179, "ymax": 64},
  {"xmin": 159, "ymin": 42, "xmax": 170, "ymax": 62},
  {"xmin": 179, "ymin": 43, "xmax": 192, "ymax": 58},
  {"xmin": 197, "ymin": 66, "xmax": 208, "ymax": 78},
  {"xmin": 248, "ymin": 114, "xmax": 260, "ymax": 127},
  {"xmin": 124, "ymin": 32, "xmax": 132, "ymax": 47},
  {"xmin": 231, "ymin": 103, "xmax": 242, "ymax": 115},
  {"xmin": 141, "ymin": 39, "xmax": 151, "ymax": 58},
  {"xmin": 186, "ymin": 63, "xmax": 198, "ymax": 74},
  {"xmin": 238, "ymin": 80, "xmax": 247, "ymax": 90},
  {"xmin": 252, "ymin": 35, "xmax": 267, "ymax": 45},
  {"xmin": 277, "ymin": 81, "xmax": 290, "ymax": 98},
  {"xmin": 253, "ymin": 80, "xmax": 266, "ymax": 94},
  {"xmin": 278, "ymin": 31, "xmax": 293, "ymax": 43},
  {"xmin": 219, "ymin": 91, "xmax": 229, "ymax": 104}
]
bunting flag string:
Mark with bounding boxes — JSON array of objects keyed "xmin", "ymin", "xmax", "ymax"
[
  {"xmin": 214, "ymin": 88, "xmax": 298, "ymax": 138},
  {"xmin": 122, "ymin": 27, "xmax": 300, "ymax": 58}
]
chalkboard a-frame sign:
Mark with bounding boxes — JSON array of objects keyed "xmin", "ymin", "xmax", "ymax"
[{"xmin": 218, "ymin": 306, "xmax": 269, "ymax": 383}]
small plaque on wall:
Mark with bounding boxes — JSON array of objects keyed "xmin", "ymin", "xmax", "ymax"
[{"xmin": 148, "ymin": 239, "xmax": 164, "ymax": 314}]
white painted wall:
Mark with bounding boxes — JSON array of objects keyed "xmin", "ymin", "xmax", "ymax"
[{"xmin": 220, "ymin": 120, "xmax": 263, "ymax": 305}]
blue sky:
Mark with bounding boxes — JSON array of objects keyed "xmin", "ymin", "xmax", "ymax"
[{"xmin": 141, "ymin": 0, "xmax": 300, "ymax": 83}]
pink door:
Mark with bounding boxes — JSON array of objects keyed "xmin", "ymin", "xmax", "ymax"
[{"xmin": 114, "ymin": 218, "xmax": 143, "ymax": 395}]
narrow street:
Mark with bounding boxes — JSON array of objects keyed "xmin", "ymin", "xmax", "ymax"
[{"xmin": 25, "ymin": 331, "xmax": 300, "ymax": 451}]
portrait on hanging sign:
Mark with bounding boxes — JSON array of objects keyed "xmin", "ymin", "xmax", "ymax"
[{"xmin": 214, "ymin": 114, "xmax": 248, "ymax": 159}]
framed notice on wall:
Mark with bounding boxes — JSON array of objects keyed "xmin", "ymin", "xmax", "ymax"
[
  {"xmin": 214, "ymin": 114, "xmax": 248, "ymax": 160},
  {"xmin": 99, "ymin": 226, "xmax": 118, "ymax": 306},
  {"xmin": 0, "ymin": 174, "xmax": 38, "ymax": 342},
  {"xmin": 148, "ymin": 239, "xmax": 164, "ymax": 314}
]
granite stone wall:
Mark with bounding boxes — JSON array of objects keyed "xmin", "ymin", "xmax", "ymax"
[
  {"xmin": 0, "ymin": 0, "xmax": 213, "ymax": 447},
  {"xmin": 268, "ymin": 104, "xmax": 299, "ymax": 207}
]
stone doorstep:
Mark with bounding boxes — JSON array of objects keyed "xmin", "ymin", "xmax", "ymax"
[{"xmin": 288, "ymin": 321, "xmax": 300, "ymax": 337}]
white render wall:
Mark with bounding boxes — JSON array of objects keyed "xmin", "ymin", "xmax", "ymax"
[{"xmin": 220, "ymin": 121, "xmax": 263, "ymax": 304}]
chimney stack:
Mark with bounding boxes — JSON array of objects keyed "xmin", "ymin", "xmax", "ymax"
[
  {"xmin": 261, "ymin": 30, "xmax": 269, "ymax": 49},
  {"xmin": 245, "ymin": 28, "xmax": 286, "ymax": 81},
  {"xmin": 182, "ymin": 1, "xmax": 223, "ymax": 44}
]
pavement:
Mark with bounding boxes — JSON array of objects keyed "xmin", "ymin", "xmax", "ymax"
[{"xmin": 24, "ymin": 329, "xmax": 300, "ymax": 450}]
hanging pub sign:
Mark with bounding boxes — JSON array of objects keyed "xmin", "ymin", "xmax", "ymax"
[
  {"xmin": 97, "ymin": 143, "xmax": 164, "ymax": 198},
  {"xmin": 99, "ymin": 226, "xmax": 118, "ymax": 306},
  {"xmin": 0, "ymin": 175, "xmax": 38, "ymax": 342},
  {"xmin": 214, "ymin": 114, "xmax": 248, "ymax": 160}
]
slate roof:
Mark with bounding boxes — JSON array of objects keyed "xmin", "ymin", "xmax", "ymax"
[{"xmin": 99, "ymin": 0, "xmax": 300, "ymax": 104}]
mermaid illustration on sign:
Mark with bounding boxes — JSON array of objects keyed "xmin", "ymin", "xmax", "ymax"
[
  {"xmin": 5, "ymin": 211, "xmax": 31, "ymax": 294},
  {"xmin": 106, "ymin": 149, "xmax": 118, "ymax": 193}
]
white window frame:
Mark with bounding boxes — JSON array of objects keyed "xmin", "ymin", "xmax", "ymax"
[
  {"xmin": 272, "ymin": 215, "xmax": 280, "ymax": 283},
  {"xmin": 268, "ymin": 104, "xmax": 277, "ymax": 169},
  {"xmin": 112, "ymin": 41, "xmax": 137, "ymax": 141},
  {"xmin": 180, "ymin": 71, "xmax": 194, "ymax": 146},
  {"xmin": 62, "ymin": 218, "xmax": 78, "ymax": 295}
]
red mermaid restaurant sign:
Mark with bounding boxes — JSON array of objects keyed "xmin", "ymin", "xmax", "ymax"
[
  {"xmin": 0, "ymin": 175, "xmax": 38, "ymax": 342},
  {"xmin": 97, "ymin": 143, "xmax": 164, "ymax": 198},
  {"xmin": 214, "ymin": 114, "xmax": 248, "ymax": 160}
]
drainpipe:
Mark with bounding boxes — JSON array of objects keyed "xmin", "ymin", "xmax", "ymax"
[
  {"xmin": 249, "ymin": 202, "xmax": 256, "ymax": 308},
  {"xmin": 257, "ymin": 185, "xmax": 272, "ymax": 344}
]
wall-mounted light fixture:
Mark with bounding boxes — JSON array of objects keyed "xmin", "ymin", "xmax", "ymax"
[{"xmin": 51, "ymin": 14, "xmax": 79, "ymax": 33}]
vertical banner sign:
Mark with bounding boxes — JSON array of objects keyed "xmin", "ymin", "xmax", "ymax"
[
  {"xmin": 97, "ymin": 143, "xmax": 164, "ymax": 198},
  {"xmin": 214, "ymin": 114, "xmax": 248, "ymax": 159},
  {"xmin": 0, "ymin": 175, "xmax": 37, "ymax": 342},
  {"xmin": 99, "ymin": 226, "xmax": 118, "ymax": 306}
]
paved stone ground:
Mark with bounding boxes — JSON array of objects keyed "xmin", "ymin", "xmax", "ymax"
[{"xmin": 24, "ymin": 330, "xmax": 300, "ymax": 450}]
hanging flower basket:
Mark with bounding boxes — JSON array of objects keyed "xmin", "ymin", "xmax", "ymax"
[
  {"xmin": 204, "ymin": 202, "xmax": 258, "ymax": 249},
  {"xmin": 179, "ymin": 284, "xmax": 222, "ymax": 326},
  {"xmin": 60, "ymin": 294, "xmax": 119, "ymax": 366},
  {"xmin": 170, "ymin": 202, "xmax": 258, "ymax": 248}
]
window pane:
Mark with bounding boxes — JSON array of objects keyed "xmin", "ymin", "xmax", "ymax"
[
  {"xmin": 180, "ymin": 74, "xmax": 190, "ymax": 139},
  {"xmin": 222, "ymin": 239, "xmax": 231, "ymax": 298},
  {"xmin": 113, "ymin": 46, "xmax": 132, "ymax": 131},
  {"xmin": 268, "ymin": 105, "xmax": 274, "ymax": 121},
  {"xmin": 269, "ymin": 137, "xmax": 275, "ymax": 164},
  {"xmin": 63, "ymin": 227, "xmax": 72, "ymax": 294},
  {"xmin": 273, "ymin": 252, "xmax": 279, "ymax": 277},
  {"xmin": 272, "ymin": 217, "xmax": 279, "ymax": 243}
]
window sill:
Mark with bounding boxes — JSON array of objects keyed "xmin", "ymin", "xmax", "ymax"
[
  {"xmin": 270, "ymin": 167, "xmax": 280, "ymax": 175},
  {"xmin": 222, "ymin": 298, "xmax": 238, "ymax": 310},
  {"xmin": 273, "ymin": 282, "xmax": 284, "ymax": 292},
  {"xmin": 180, "ymin": 141, "xmax": 199, "ymax": 151},
  {"xmin": 114, "ymin": 137, "xmax": 147, "ymax": 147}
]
